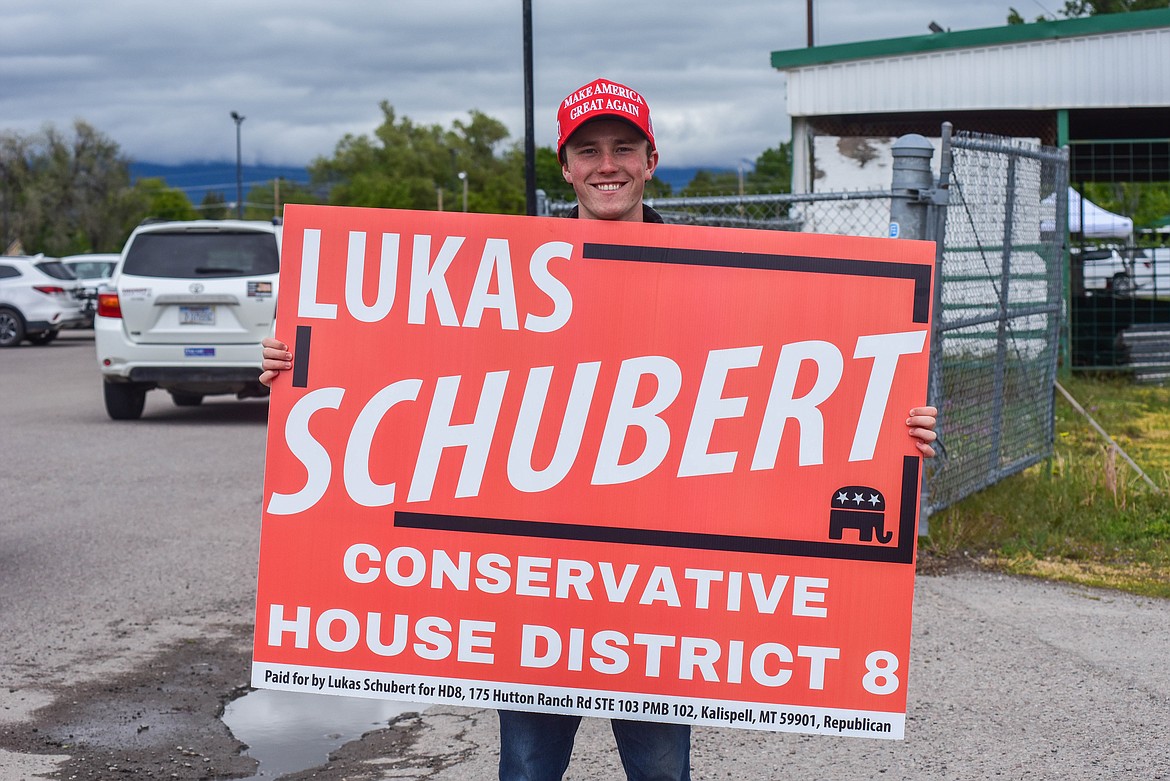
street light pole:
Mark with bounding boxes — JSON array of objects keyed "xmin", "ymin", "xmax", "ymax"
[
  {"xmin": 230, "ymin": 111, "xmax": 245, "ymax": 219},
  {"xmin": 458, "ymin": 171, "xmax": 468, "ymax": 212},
  {"xmin": 522, "ymin": 0, "xmax": 536, "ymax": 215}
]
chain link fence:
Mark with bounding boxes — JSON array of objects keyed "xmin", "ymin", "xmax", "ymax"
[
  {"xmin": 926, "ymin": 132, "xmax": 1066, "ymax": 516},
  {"xmin": 548, "ymin": 191, "xmax": 895, "ymax": 237},
  {"xmin": 546, "ymin": 128, "xmax": 1068, "ymax": 523}
]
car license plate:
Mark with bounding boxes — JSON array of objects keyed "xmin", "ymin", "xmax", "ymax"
[{"xmin": 180, "ymin": 305, "xmax": 214, "ymax": 325}]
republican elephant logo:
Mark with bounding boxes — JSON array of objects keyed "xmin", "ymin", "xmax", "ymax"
[{"xmin": 828, "ymin": 486, "xmax": 892, "ymax": 544}]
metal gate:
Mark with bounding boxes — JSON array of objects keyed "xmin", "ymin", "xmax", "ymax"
[{"xmin": 925, "ymin": 131, "xmax": 1067, "ymax": 517}]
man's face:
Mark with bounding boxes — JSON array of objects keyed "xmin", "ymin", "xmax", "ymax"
[{"xmin": 560, "ymin": 119, "xmax": 659, "ymax": 222}]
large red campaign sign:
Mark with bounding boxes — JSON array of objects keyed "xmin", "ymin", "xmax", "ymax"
[{"xmin": 253, "ymin": 203, "xmax": 934, "ymax": 739}]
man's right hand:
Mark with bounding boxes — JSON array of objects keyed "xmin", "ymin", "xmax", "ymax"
[{"xmin": 260, "ymin": 337, "xmax": 292, "ymax": 387}]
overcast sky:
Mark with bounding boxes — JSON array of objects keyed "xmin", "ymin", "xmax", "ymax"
[{"xmin": 3, "ymin": 0, "xmax": 1031, "ymax": 169}]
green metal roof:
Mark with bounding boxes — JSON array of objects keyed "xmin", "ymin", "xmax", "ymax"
[{"xmin": 771, "ymin": 8, "xmax": 1170, "ymax": 70}]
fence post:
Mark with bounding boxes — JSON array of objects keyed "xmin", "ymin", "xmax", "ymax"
[
  {"xmin": 889, "ymin": 134, "xmax": 937, "ymax": 537},
  {"xmin": 889, "ymin": 134, "xmax": 936, "ymax": 241}
]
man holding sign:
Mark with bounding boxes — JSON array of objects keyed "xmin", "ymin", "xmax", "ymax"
[{"xmin": 260, "ymin": 78, "xmax": 937, "ymax": 781}]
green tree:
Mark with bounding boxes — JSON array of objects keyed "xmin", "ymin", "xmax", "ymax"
[
  {"xmin": 1061, "ymin": 0, "xmax": 1168, "ymax": 15},
  {"xmin": 1084, "ymin": 182, "xmax": 1170, "ymax": 230},
  {"xmin": 130, "ymin": 178, "xmax": 197, "ymax": 222},
  {"xmin": 678, "ymin": 142, "xmax": 792, "ymax": 197},
  {"xmin": 447, "ymin": 110, "xmax": 525, "ymax": 214},
  {"xmin": 199, "ymin": 190, "xmax": 230, "ymax": 220},
  {"xmin": 310, "ymin": 102, "xmax": 526, "ymax": 214},
  {"xmin": 680, "ymin": 169, "xmax": 740, "ymax": 196},
  {"xmin": 748, "ymin": 143, "xmax": 793, "ymax": 193},
  {"xmin": 1011, "ymin": 0, "xmax": 1167, "ymax": 22},
  {"xmin": 311, "ymin": 103, "xmax": 679, "ymax": 214},
  {"xmin": 0, "ymin": 121, "xmax": 143, "ymax": 255},
  {"xmin": 532, "ymin": 146, "xmax": 575, "ymax": 203},
  {"xmin": 0, "ymin": 131, "xmax": 33, "ymax": 252},
  {"xmin": 644, "ymin": 175, "xmax": 673, "ymax": 199},
  {"xmin": 242, "ymin": 177, "xmax": 322, "ymax": 220}
]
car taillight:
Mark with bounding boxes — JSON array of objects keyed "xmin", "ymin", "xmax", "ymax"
[
  {"xmin": 33, "ymin": 285, "xmax": 68, "ymax": 295},
  {"xmin": 97, "ymin": 292, "xmax": 122, "ymax": 318}
]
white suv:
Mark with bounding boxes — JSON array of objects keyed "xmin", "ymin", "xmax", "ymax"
[
  {"xmin": 62, "ymin": 253, "xmax": 120, "ymax": 327},
  {"xmin": 95, "ymin": 220, "xmax": 281, "ymax": 419},
  {"xmin": 0, "ymin": 255, "xmax": 87, "ymax": 347}
]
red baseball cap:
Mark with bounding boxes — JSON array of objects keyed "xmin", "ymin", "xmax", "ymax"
[{"xmin": 556, "ymin": 77, "xmax": 655, "ymax": 157}]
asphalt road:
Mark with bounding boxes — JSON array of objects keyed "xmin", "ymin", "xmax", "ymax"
[
  {"xmin": 1, "ymin": 330, "xmax": 1168, "ymax": 780},
  {"xmin": 0, "ymin": 330, "xmax": 266, "ymax": 779}
]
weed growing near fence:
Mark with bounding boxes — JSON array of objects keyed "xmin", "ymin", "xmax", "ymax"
[{"xmin": 923, "ymin": 374, "xmax": 1170, "ymax": 598}]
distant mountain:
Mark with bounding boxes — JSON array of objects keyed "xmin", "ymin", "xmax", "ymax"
[
  {"xmin": 129, "ymin": 162, "xmax": 310, "ymax": 203},
  {"xmin": 128, "ymin": 162, "xmax": 731, "ymax": 202},
  {"xmin": 655, "ymin": 166, "xmax": 734, "ymax": 191}
]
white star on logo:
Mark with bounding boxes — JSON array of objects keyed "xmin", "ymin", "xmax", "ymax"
[
  {"xmin": 868, "ymin": 493, "xmax": 881, "ymax": 507},
  {"xmin": 836, "ymin": 491, "xmax": 850, "ymax": 504},
  {"xmin": 852, "ymin": 493, "xmax": 864, "ymax": 505}
]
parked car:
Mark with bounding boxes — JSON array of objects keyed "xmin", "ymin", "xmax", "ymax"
[
  {"xmin": 0, "ymin": 255, "xmax": 87, "ymax": 347},
  {"xmin": 62, "ymin": 253, "xmax": 119, "ymax": 326},
  {"xmin": 1077, "ymin": 247, "xmax": 1131, "ymax": 295},
  {"xmin": 1077, "ymin": 246, "xmax": 1170, "ymax": 298},
  {"xmin": 1129, "ymin": 247, "xmax": 1170, "ymax": 298},
  {"xmin": 95, "ymin": 220, "xmax": 281, "ymax": 419}
]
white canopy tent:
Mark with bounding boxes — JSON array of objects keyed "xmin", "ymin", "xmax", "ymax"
[{"xmin": 1043, "ymin": 187, "xmax": 1134, "ymax": 239}]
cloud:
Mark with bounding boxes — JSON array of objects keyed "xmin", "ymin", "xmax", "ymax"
[{"xmin": 0, "ymin": 0, "xmax": 1014, "ymax": 168}]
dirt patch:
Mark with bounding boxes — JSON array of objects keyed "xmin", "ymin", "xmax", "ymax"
[
  {"xmin": 915, "ymin": 548, "xmax": 985, "ymax": 577},
  {"xmin": 277, "ymin": 714, "xmax": 430, "ymax": 781},
  {"xmin": 0, "ymin": 631, "xmax": 257, "ymax": 780},
  {"xmin": 0, "ymin": 628, "xmax": 440, "ymax": 781}
]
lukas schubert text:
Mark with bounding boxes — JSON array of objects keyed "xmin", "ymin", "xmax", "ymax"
[{"xmin": 268, "ymin": 228, "xmax": 927, "ymax": 515}]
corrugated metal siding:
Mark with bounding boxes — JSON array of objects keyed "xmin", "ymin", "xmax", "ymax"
[{"xmin": 785, "ymin": 27, "xmax": 1170, "ymax": 115}]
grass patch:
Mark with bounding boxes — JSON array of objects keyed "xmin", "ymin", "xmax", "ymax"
[{"xmin": 922, "ymin": 374, "xmax": 1170, "ymax": 599}]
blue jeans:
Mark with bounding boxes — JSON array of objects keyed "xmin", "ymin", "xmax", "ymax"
[{"xmin": 498, "ymin": 710, "xmax": 691, "ymax": 781}]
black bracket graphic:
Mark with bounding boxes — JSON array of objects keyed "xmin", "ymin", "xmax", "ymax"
[{"xmin": 395, "ymin": 456, "xmax": 921, "ymax": 565}]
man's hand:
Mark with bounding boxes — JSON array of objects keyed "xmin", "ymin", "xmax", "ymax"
[
  {"xmin": 906, "ymin": 406, "xmax": 938, "ymax": 458},
  {"xmin": 259, "ymin": 337, "xmax": 292, "ymax": 387}
]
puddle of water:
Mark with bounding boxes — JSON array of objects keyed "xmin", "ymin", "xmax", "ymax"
[{"xmin": 222, "ymin": 688, "xmax": 421, "ymax": 778}]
